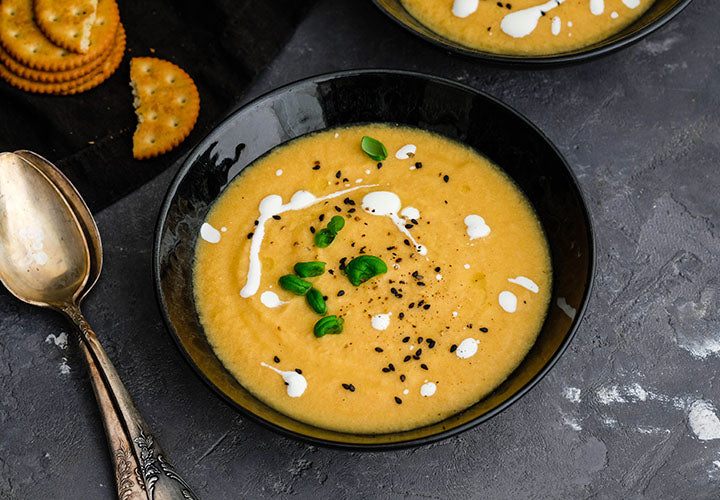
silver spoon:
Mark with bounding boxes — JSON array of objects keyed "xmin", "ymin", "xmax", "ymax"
[{"xmin": 0, "ymin": 152, "xmax": 197, "ymax": 500}]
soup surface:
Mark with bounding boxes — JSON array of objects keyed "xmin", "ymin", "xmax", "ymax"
[
  {"xmin": 400, "ymin": 0, "xmax": 654, "ymax": 55},
  {"xmin": 193, "ymin": 125, "xmax": 552, "ymax": 434}
]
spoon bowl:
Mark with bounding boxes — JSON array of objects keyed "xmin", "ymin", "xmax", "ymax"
[{"xmin": 0, "ymin": 152, "xmax": 89, "ymax": 307}]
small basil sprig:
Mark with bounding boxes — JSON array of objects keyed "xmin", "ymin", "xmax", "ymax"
[
  {"xmin": 314, "ymin": 315, "xmax": 344, "ymax": 337},
  {"xmin": 361, "ymin": 136, "xmax": 388, "ymax": 161},
  {"xmin": 314, "ymin": 215, "xmax": 346, "ymax": 248},
  {"xmin": 279, "ymin": 275, "xmax": 312, "ymax": 295},
  {"xmin": 306, "ymin": 288, "xmax": 327, "ymax": 315},
  {"xmin": 294, "ymin": 261, "xmax": 325, "ymax": 278},
  {"xmin": 343, "ymin": 255, "xmax": 387, "ymax": 286}
]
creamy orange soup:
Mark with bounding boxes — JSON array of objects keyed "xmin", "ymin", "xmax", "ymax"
[
  {"xmin": 193, "ymin": 125, "xmax": 552, "ymax": 434},
  {"xmin": 401, "ymin": 0, "xmax": 654, "ymax": 55}
]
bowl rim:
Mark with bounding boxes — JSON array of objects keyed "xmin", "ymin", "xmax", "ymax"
[
  {"xmin": 370, "ymin": 0, "xmax": 694, "ymax": 65},
  {"xmin": 153, "ymin": 68, "xmax": 597, "ymax": 450}
]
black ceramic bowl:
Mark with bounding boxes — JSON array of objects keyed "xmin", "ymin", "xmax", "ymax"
[
  {"xmin": 154, "ymin": 70, "xmax": 595, "ymax": 449},
  {"xmin": 372, "ymin": 0, "xmax": 692, "ymax": 64}
]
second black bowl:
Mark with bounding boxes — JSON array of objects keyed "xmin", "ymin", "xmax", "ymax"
[
  {"xmin": 373, "ymin": 0, "xmax": 693, "ymax": 64},
  {"xmin": 154, "ymin": 70, "xmax": 595, "ymax": 448}
]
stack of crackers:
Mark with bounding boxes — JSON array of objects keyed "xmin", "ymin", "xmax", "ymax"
[
  {"xmin": 0, "ymin": 0, "xmax": 200, "ymax": 159},
  {"xmin": 0, "ymin": 0, "xmax": 125, "ymax": 94}
]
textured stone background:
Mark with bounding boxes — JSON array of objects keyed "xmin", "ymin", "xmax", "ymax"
[{"xmin": 1, "ymin": 0, "xmax": 719, "ymax": 498}]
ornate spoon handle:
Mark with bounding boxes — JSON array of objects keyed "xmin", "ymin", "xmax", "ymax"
[
  {"xmin": 79, "ymin": 337, "xmax": 147, "ymax": 500},
  {"xmin": 63, "ymin": 303, "xmax": 198, "ymax": 500}
]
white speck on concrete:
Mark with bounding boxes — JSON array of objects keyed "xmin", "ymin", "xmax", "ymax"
[
  {"xmin": 563, "ymin": 387, "xmax": 581, "ymax": 403},
  {"xmin": 597, "ymin": 385, "xmax": 626, "ymax": 404},
  {"xmin": 688, "ymin": 400, "xmax": 720, "ymax": 441},
  {"xmin": 45, "ymin": 332, "xmax": 68, "ymax": 350},
  {"xmin": 563, "ymin": 415, "xmax": 582, "ymax": 431},
  {"xmin": 59, "ymin": 358, "xmax": 71, "ymax": 375}
]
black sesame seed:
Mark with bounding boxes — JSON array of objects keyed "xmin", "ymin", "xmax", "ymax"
[
  {"xmin": 423, "ymin": 304, "xmax": 431, "ymax": 310},
  {"xmin": 400, "ymin": 374, "xmax": 406, "ymax": 382},
  {"xmin": 435, "ymin": 267, "xmax": 441, "ymax": 272},
  {"xmin": 467, "ymin": 324, "xmax": 473, "ymax": 329},
  {"xmin": 334, "ymin": 206, "xmax": 342, "ymax": 212},
  {"xmin": 247, "ymin": 232, "xmax": 254, "ymax": 239},
  {"xmin": 323, "ymin": 295, "xmax": 328, "ymax": 301},
  {"xmin": 402, "ymin": 336, "xmax": 410, "ymax": 343},
  {"xmin": 415, "ymin": 349, "xmax": 423, "ymax": 357},
  {"xmin": 377, "ymin": 162, "xmax": 383, "ymax": 169},
  {"xmin": 404, "ymin": 355, "xmax": 411, "ymax": 362},
  {"xmin": 342, "ymin": 178, "xmax": 349, "ymax": 183},
  {"xmin": 349, "ymin": 384, "xmax": 355, "ymax": 392},
  {"xmin": 395, "ymin": 397, "xmax": 402, "ymax": 404},
  {"xmin": 409, "ymin": 302, "xmax": 415, "ymax": 309},
  {"xmin": 375, "ymin": 347, "xmax": 383, "ymax": 352},
  {"xmin": 398, "ymin": 312, "xmax": 405, "ymax": 319},
  {"xmin": 273, "ymin": 356, "xmax": 280, "ymax": 363},
  {"xmin": 450, "ymin": 344, "xmax": 458, "ymax": 353},
  {"xmin": 254, "ymin": 220, "xmax": 259, "ymax": 226},
  {"xmin": 417, "ymin": 282, "xmax": 426, "ymax": 287},
  {"xmin": 506, "ymin": 3, "xmax": 512, "ymax": 8},
  {"xmin": 417, "ymin": 337, "xmax": 424, "ymax": 343},
  {"xmin": 496, "ymin": 1, "xmax": 502, "ymax": 5},
  {"xmin": 382, "ymin": 367, "xmax": 390, "ymax": 373},
  {"xmin": 415, "ymin": 162, "xmax": 422, "ymax": 169},
  {"xmin": 387, "ymin": 246, "xmax": 396, "ymax": 250},
  {"xmin": 312, "ymin": 165, "xmax": 321, "ymax": 170},
  {"xmin": 342, "ymin": 383, "xmax": 350, "ymax": 390},
  {"xmin": 418, "ymin": 300, "xmax": 424, "ymax": 307},
  {"xmin": 427, "ymin": 339, "xmax": 436, "ymax": 348},
  {"xmin": 295, "ymin": 368, "xmax": 302, "ymax": 374},
  {"xmin": 310, "ymin": 226, "xmax": 316, "ymax": 233},
  {"xmin": 272, "ymin": 215, "xmax": 281, "ymax": 220},
  {"xmin": 480, "ymin": 327, "xmax": 488, "ymax": 332},
  {"xmin": 413, "ymin": 354, "xmax": 420, "ymax": 360},
  {"xmin": 319, "ymin": 214, "xmax": 325, "ymax": 222},
  {"xmin": 443, "ymin": 175, "xmax": 449, "ymax": 183},
  {"xmin": 348, "ymin": 208, "xmax": 356, "ymax": 213},
  {"xmin": 404, "ymin": 224, "xmax": 413, "ymax": 229},
  {"xmin": 389, "ymin": 363, "xmax": 395, "ymax": 371},
  {"xmin": 403, "ymin": 239, "xmax": 411, "ymax": 246},
  {"xmin": 335, "ymin": 170, "xmax": 342, "ymax": 178},
  {"xmin": 421, "ymin": 364, "xmax": 428, "ymax": 370},
  {"xmin": 337, "ymin": 290, "xmax": 345, "ymax": 296}
]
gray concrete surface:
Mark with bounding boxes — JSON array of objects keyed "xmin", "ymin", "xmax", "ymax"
[{"xmin": 1, "ymin": 0, "xmax": 719, "ymax": 498}]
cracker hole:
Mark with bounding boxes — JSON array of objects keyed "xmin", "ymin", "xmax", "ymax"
[
  {"xmin": 149, "ymin": 113, "xmax": 158, "ymax": 121},
  {"xmin": 149, "ymin": 138, "xmax": 156, "ymax": 144},
  {"xmin": 179, "ymin": 96, "xmax": 187, "ymax": 104},
  {"xmin": 171, "ymin": 119, "xmax": 179, "ymax": 127}
]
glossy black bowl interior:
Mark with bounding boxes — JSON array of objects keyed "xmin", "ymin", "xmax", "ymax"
[
  {"xmin": 154, "ymin": 70, "xmax": 594, "ymax": 448},
  {"xmin": 373, "ymin": 0, "xmax": 692, "ymax": 64}
]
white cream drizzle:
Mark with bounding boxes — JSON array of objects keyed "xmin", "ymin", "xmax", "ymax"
[
  {"xmin": 622, "ymin": 0, "xmax": 640, "ymax": 7},
  {"xmin": 464, "ymin": 215, "xmax": 490, "ymax": 239},
  {"xmin": 371, "ymin": 312, "xmax": 392, "ymax": 331},
  {"xmin": 452, "ymin": 0, "xmax": 479, "ymax": 18},
  {"xmin": 456, "ymin": 338, "xmax": 480, "ymax": 359},
  {"xmin": 499, "ymin": 291, "xmax": 518, "ymax": 312},
  {"xmin": 508, "ymin": 276, "xmax": 539, "ymax": 293},
  {"xmin": 464, "ymin": 264, "xmax": 470, "ymax": 269},
  {"xmin": 240, "ymin": 185, "xmax": 378, "ymax": 298},
  {"xmin": 436, "ymin": 274, "xmax": 442, "ymax": 281},
  {"xmin": 400, "ymin": 206, "xmax": 420, "ymax": 220},
  {"xmin": 275, "ymin": 169, "xmax": 283, "ymax": 176},
  {"xmin": 200, "ymin": 222, "xmax": 221, "ymax": 244},
  {"xmin": 260, "ymin": 362, "xmax": 307, "ymax": 397},
  {"xmin": 610, "ymin": 11, "xmax": 619, "ymax": 18},
  {"xmin": 395, "ymin": 144, "xmax": 417, "ymax": 159},
  {"xmin": 260, "ymin": 291, "xmax": 287, "ymax": 308},
  {"xmin": 420, "ymin": 381, "xmax": 437, "ymax": 397},
  {"xmin": 361, "ymin": 191, "xmax": 427, "ymax": 256},
  {"xmin": 551, "ymin": 16, "xmax": 561, "ymax": 35},
  {"xmin": 500, "ymin": 0, "xmax": 565, "ymax": 38},
  {"xmin": 590, "ymin": 0, "xmax": 604, "ymax": 15}
]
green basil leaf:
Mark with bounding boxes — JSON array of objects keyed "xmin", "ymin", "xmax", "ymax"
[{"xmin": 361, "ymin": 136, "xmax": 388, "ymax": 162}]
